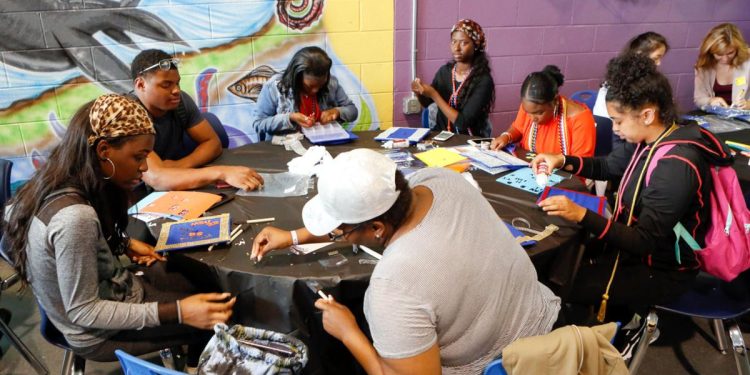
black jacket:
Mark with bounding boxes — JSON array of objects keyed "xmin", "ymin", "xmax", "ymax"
[{"xmin": 566, "ymin": 124, "xmax": 733, "ymax": 272}]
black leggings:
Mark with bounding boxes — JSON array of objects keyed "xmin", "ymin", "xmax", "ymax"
[
  {"xmin": 72, "ymin": 261, "xmax": 213, "ymax": 363},
  {"xmin": 566, "ymin": 251, "xmax": 696, "ymax": 324}
]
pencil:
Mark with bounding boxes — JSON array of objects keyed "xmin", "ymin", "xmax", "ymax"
[
  {"xmin": 246, "ymin": 217, "xmax": 275, "ymax": 224},
  {"xmin": 229, "ymin": 228, "xmax": 244, "ymax": 244}
]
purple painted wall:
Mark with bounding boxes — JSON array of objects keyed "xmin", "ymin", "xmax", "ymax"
[{"xmin": 393, "ymin": 0, "xmax": 750, "ymax": 135}]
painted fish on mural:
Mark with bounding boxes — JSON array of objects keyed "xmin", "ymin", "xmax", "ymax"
[
  {"xmin": 227, "ymin": 65, "xmax": 279, "ymax": 102},
  {"xmin": 0, "ymin": 0, "xmax": 185, "ymax": 94},
  {"xmin": 277, "ymin": 0, "xmax": 325, "ymax": 30}
]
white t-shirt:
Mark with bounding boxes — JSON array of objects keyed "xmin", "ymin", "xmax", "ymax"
[
  {"xmin": 363, "ymin": 168, "xmax": 561, "ymax": 375},
  {"xmin": 593, "ymin": 86, "xmax": 609, "ymax": 118}
]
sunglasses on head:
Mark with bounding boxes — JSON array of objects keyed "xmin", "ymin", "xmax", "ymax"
[{"xmin": 139, "ymin": 58, "xmax": 180, "ymax": 75}]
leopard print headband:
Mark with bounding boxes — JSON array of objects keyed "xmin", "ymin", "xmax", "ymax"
[{"xmin": 87, "ymin": 94, "xmax": 155, "ymax": 146}]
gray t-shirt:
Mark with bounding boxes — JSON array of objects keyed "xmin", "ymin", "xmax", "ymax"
[
  {"xmin": 20, "ymin": 192, "xmax": 159, "ymax": 349},
  {"xmin": 364, "ymin": 168, "xmax": 560, "ymax": 375}
]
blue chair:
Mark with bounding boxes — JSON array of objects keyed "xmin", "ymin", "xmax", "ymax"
[
  {"xmin": 483, "ymin": 358, "xmax": 506, "ymax": 375},
  {"xmin": 571, "ymin": 90, "xmax": 598, "ymax": 111},
  {"xmin": 115, "ymin": 349, "xmax": 186, "ymax": 375},
  {"xmin": 627, "ymin": 273, "xmax": 750, "ymax": 375},
  {"xmin": 421, "ymin": 106, "xmax": 430, "ymax": 128},
  {"xmin": 594, "ymin": 115, "xmax": 613, "ymax": 157},
  {"xmin": 38, "ymin": 302, "xmax": 86, "ymax": 375}
]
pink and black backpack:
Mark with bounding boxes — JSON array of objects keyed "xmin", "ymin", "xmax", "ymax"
[{"xmin": 645, "ymin": 129, "xmax": 750, "ymax": 281}]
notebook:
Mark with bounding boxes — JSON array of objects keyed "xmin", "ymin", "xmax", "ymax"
[
  {"xmin": 155, "ymin": 214, "xmax": 231, "ymax": 252},
  {"xmin": 374, "ymin": 127, "xmax": 430, "ymax": 143}
]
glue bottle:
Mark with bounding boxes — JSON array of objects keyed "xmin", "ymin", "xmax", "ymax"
[{"xmin": 536, "ymin": 162, "xmax": 549, "ymax": 186}]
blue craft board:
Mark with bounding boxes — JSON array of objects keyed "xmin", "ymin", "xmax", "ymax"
[
  {"xmin": 496, "ymin": 167, "xmax": 564, "ymax": 195},
  {"xmin": 155, "ymin": 214, "xmax": 231, "ymax": 252},
  {"xmin": 390, "ymin": 128, "xmax": 419, "ymax": 139},
  {"xmin": 702, "ymin": 105, "xmax": 750, "ymax": 123},
  {"xmin": 311, "ymin": 131, "xmax": 359, "ymax": 145}
]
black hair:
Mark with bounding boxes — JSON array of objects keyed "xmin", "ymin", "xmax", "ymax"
[
  {"xmin": 131, "ymin": 49, "xmax": 175, "ymax": 79},
  {"xmin": 520, "ymin": 65, "xmax": 564, "ymax": 104},
  {"xmin": 3, "ymin": 102, "xmax": 133, "ymax": 285},
  {"xmin": 368, "ymin": 170, "xmax": 412, "ymax": 230},
  {"xmin": 604, "ymin": 53, "xmax": 678, "ymax": 125},
  {"xmin": 623, "ymin": 32, "xmax": 670, "ymax": 56},
  {"xmin": 278, "ymin": 46, "xmax": 332, "ymax": 110},
  {"xmin": 454, "ymin": 50, "xmax": 495, "ymax": 114}
]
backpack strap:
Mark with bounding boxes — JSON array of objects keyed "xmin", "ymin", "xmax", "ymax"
[
  {"xmin": 645, "ymin": 144, "xmax": 676, "ymax": 187},
  {"xmin": 37, "ymin": 188, "xmax": 88, "ymax": 226}
]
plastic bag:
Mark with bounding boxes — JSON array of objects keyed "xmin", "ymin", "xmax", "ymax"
[{"xmin": 236, "ymin": 172, "xmax": 311, "ymax": 198}]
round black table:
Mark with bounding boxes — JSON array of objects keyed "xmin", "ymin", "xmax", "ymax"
[{"xmin": 166, "ymin": 131, "xmax": 586, "ymax": 374}]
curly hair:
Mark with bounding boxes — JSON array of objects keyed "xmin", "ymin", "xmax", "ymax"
[
  {"xmin": 604, "ymin": 53, "xmax": 677, "ymax": 125},
  {"xmin": 453, "ymin": 51, "xmax": 495, "ymax": 114},
  {"xmin": 131, "ymin": 49, "xmax": 175, "ymax": 79},
  {"xmin": 520, "ymin": 65, "xmax": 564, "ymax": 104},
  {"xmin": 696, "ymin": 23, "xmax": 750, "ymax": 69}
]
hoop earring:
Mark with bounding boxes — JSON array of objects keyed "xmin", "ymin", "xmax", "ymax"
[{"xmin": 102, "ymin": 158, "xmax": 115, "ymax": 180}]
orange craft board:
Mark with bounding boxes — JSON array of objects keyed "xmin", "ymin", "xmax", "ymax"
[{"xmin": 141, "ymin": 191, "xmax": 222, "ymax": 220}]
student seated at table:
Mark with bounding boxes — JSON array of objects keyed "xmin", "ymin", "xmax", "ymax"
[
  {"xmin": 131, "ymin": 49, "xmax": 263, "ymax": 191},
  {"xmin": 490, "ymin": 65, "xmax": 596, "ymax": 156},
  {"xmin": 1, "ymin": 94, "xmax": 236, "ymax": 363},
  {"xmin": 252, "ymin": 46, "xmax": 358, "ymax": 141},
  {"xmin": 694, "ymin": 23, "xmax": 750, "ymax": 109},
  {"xmin": 411, "ymin": 19, "xmax": 495, "ymax": 137},
  {"xmin": 533, "ymin": 54, "xmax": 733, "ymax": 323},
  {"xmin": 251, "ymin": 149, "xmax": 560, "ymax": 374}
]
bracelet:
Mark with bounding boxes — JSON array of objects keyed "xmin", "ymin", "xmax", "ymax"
[
  {"xmin": 290, "ymin": 230, "xmax": 299, "ymax": 246},
  {"xmin": 176, "ymin": 300, "xmax": 183, "ymax": 324}
]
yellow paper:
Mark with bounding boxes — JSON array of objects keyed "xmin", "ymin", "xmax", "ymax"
[
  {"xmin": 736, "ymin": 76, "xmax": 747, "ymax": 86},
  {"xmin": 415, "ymin": 148, "xmax": 468, "ymax": 167}
]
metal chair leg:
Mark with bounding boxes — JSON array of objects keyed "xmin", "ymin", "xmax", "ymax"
[
  {"xmin": 728, "ymin": 322, "xmax": 750, "ymax": 375},
  {"xmin": 60, "ymin": 349, "xmax": 85, "ymax": 375},
  {"xmin": 0, "ymin": 315, "xmax": 49, "ymax": 374},
  {"xmin": 712, "ymin": 318, "xmax": 729, "ymax": 355},
  {"xmin": 628, "ymin": 310, "xmax": 659, "ymax": 375}
]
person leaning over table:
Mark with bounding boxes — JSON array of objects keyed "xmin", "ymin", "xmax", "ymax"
[
  {"xmin": 411, "ymin": 18, "xmax": 495, "ymax": 137},
  {"xmin": 1, "ymin": 94, "xmax": 236, "ymax": 364},
  {"xmin": 251, "ymin": 46, "xmax": 358, "ymax": 141},
  {"xmin": 533, "ymin": 54, "xmax": 733, "ymax": 324},
  {"xmin": 130, "ymin": 49, "xmax": 263, "ymax": 191},
  {"xmin": 694, "ymin": 23, "xmax": 750, "ymax": 109},
  {"xmin": 251, "ymin": 149, "xmax": 560, "ymax": 375},
  {"xmin": 490, "ymin": 65, "xmax": 596, "ymax": 157}
]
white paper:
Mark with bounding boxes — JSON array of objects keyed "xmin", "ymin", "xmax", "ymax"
[{"xmin": 290, "ymin": 242, "xmax": 335, "ymax": 255}]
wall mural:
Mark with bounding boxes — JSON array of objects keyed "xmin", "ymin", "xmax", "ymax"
[{"xmin": 0, "ymin": 0, "xmax": 386, "ymax": 188}]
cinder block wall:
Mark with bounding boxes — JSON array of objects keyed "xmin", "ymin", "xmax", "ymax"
[
  {"xmin": 0, "ymin": 0, "xmax": 393, "ymax": 185},
  {"xmin": 392, "ymin": 0, "xmax": 750, "ymax": 134}
]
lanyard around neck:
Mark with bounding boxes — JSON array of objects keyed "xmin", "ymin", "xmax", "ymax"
[{"xmin": 447, "ymin": 64, "xmax": 472, "ymax": 133}]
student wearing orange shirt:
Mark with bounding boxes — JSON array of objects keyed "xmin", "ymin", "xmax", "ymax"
[{"xmin": 491, "ymin": 66, "xmax": 596, "ymax": 156}]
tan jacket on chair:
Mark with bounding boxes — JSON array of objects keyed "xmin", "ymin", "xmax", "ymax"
[
  {"xmin": 694, "ymin": 55, "xmax": 750, "ymax": 108},
  {"xmin": 502, "ymin": 323, "xmax": 628, "ymax": 375}
]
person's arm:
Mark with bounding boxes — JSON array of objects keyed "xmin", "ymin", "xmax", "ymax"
[
  {"xmin": 315, "ymin": 298, "xmax": 442, "ymax": 375},
  {"xmin": 142, "ymin": 151, "xmax": 263, "ymax": 191},
  {"xmin": 252, "ymin": 80, "xmax": 297, "ymax": 139},
  {"xmin": 165, "ymin": 119, "xmax": 221, "ymax": 168},
  {"xmin": 568, "ymin": 110, "xmax": 596, "ymax": 157},
  {"xmin": 694, "ymin": 68, "xmax": 716, "ymax": 107},
  {"xmin": 251, "ymin": 226, "xmax": 329, "ymax": 261},
  {"xmin": 51, "ymin": 205, "xmax": 164, "ymax": 329},
  {"xmin": 324, "ymin": 76, "xmax": 358, "ymax": 123},
  {"xmin": 565, "ymin": 156, "xmax": 700, "ymax": 256},
  {"xmin": 451, "ymin": 74, "xmax": 494, "ymax": 134}
]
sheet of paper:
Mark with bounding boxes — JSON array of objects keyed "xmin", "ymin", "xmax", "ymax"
[
  {"xmin": 414, "ymin": 148, "xmax": 468, "ymax": 167},
  {"xmin": 141, "ymin": 191, "xmax": 222, "ymax": 220},
  {"xmin": 496, "ymin": 167, "xmax": 564, "ymax": 195}
]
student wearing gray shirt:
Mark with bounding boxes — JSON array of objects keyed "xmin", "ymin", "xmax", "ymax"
[
  {"xmin": 252, "ymin": 149, "xmax": 560, "ymax": 375},
  {"xmin": 2, "ymin": 95, "xmax": 235, "ymax": 364}
]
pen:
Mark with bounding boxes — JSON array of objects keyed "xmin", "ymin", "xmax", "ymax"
[{"xmin": 246, "ymin": 217, "xmax": 275, "ymax": 224}]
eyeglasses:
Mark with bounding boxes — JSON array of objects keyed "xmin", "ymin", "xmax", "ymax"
[
  {"xmin": 328, "ymin": 224, "xmax": 363, "ymax": 242},
  {"xmin": 139, "ymin": 58, "xmax": 181, "ymax": 75}
]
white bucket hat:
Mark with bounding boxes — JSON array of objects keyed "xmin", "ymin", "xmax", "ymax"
[{"xmin": 302, "ymin": 149, "xmax": 400, "ymax": 236}]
